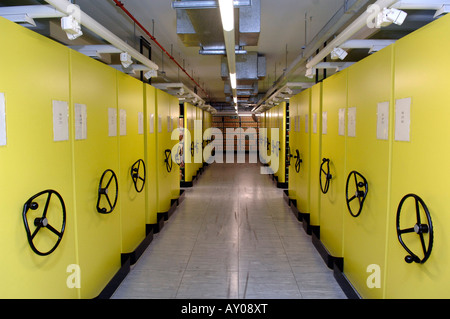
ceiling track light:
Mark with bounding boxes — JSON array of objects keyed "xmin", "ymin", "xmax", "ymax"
[
  {"xmin": 331, "ymin": 47, "xmax": 348, "ymax": 60},
  {"xmin": 376, "ymin": 7, "xmax": 407, "ymax": 28}
]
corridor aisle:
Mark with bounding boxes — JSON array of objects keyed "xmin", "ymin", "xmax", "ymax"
[{"xmin": 112, "ymin": 159, "xmax": 346, "ymax": 299}]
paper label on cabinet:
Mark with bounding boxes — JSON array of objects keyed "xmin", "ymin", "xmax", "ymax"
[
  {"xmin": 74, "ymin": 103, "xmax": 87, "ymax": 140},
  {"xmin": 305, "ymin": 114, "xmax": 309, "ymax": 133},
  {"xmin": 52, "ymin": 100, "xmax": 69, "ymax": 142},
  {"xmin": 313, "ymin": 113, "xmax": 317, "ymax": 134},
  {"xmin": 348, "ymin": 107, "xmax": 356, "ymax": 137},
  {"xmin": 377, "ymin": 102, "xmax": 389, "ymax": 140},
  {"xmin": 138, "ymin": 112, "xmax": 144, "ymax": 135},
  {"xmin": 158, "ymin": 115, "xmax": 162, "ymax": 133},
  {"xmin": 108, "ymin": 108, "xmax": 117, "ymax": 137},
  {"xmin": 167, "ymin": 116, "xmax": 172, "ymax": 133},
  {"xmin": 0, "ymin": 93, "xmax": 6, "ymax": 146},
  {"xmin": 339, "ymin": 108, "xmax": 345, "ymax": 136},
  {"xmin": 119, "ymin": 109, "xmax": 127, "ymax": 136},
  {"xmin": 322, "ymin": 111, "xmax": 328, "ymax": 135},
  {"xmin": 149, "ymin": 113, "xmax": 154, "ymax": 134},
  {"xmin": 395, "ymin": 97, "xmax": 411, "ymax": 142}
]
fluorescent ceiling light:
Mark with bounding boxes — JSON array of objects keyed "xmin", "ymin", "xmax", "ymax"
[
  {"xmin": 218, "ymin": 0, "xmax": 235, "ymax": 31},
  {"xmin": 230, "ymin": 73, "xmax": 237, "ymax": 89},
  {"xmin": 233, "ymin": 96, "xmax": 238, "ymax": 104}
]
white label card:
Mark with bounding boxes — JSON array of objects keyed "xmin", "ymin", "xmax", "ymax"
[
  {"xmin": 138, "ymin": 112, "xmax": 144, "ymax": 135},
  {"xmin": 339, "ymin": 108, "xmax": 345, "ymax": 136},
  {"xmin": 395, "ymin": 97, "xmax": 411, "ymax": 142},
  {"xmin": 108, "ymin": 108, "xmax": 117, "ymax": 137},
  {"xmin": 305, "ymin": 114, "xmax": 309, "ymax": 133},
  {"xmin": 158, "ymin": 115, "xmax": 162, "ymax": 133},
  {"xmin": 53, "ymin": 100, "xmax": 69, "ymax": 142},
  {"xmin": 149, "ymin": 113, "xmax": 154, "ymax": 134},
  {"xmin": 313, "ymin": 113, "xmax": 317, "ymax": 134},
  {"xmin": 377, "ymin": 102, "xmax": 389, "ymax": 140},
  {"xmin": 167, "ymin": 115, "xmax": 172, "ymax": 133},
  {"xmin": 74, "ymin": 103, "xmax": 87, "ymax": 140},
  {"xmin": 119, "ymin": 109, "xmax": 127, "ymax": 136},
  {"xmin": 0, "ymin": 93, "xmax": 6, "ymax": 146},
  {"xmin": 348, "ymin": 107, "xmax": 356, "ymax": 137},
  {"xmin": 322, "ymin": 111, "xmax": 328, "ymax": 135}
]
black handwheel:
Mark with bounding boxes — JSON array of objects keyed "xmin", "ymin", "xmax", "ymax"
[
  {"xmin": 320, "ymin": 158, "xmax": 332, "ymax": 194},
  {"xmin": 396, "ymin": 194, "xmax": 434, "ymax": 264},
  {"xmin": 294, "ymin": 149, "xmax": 302, "ymax": 174},
  {"xmin": 96, "ymin": 169, "xmax": 118, "ymax": 214},
  {"xmin": 174, "ymin": 145, "xmax": 183, "ymax": 166},
  {"xmin": 286, "ymin": 146, "xmax": 293, "ymax": 166},
  {"xmin": 267, "ymin": 138, "xmax": 270, "ymax": 152},
  {"xmin": 345, "ymin": 171, "xmax": 368, "ymax": 217},
  {"xmin": 164, "ymin": 149, "xmax": 173, "ymax": 173},
  {"xmin": 22, "ymin": 190, "xmax": 66, "ymax": 256},
  {"xmin": 131, "ymin": 159, "xmax": 146, "ymax": 193},
  {"xmin": 191, "ymin": 141, "xmax": 195, "ymax": 157}
]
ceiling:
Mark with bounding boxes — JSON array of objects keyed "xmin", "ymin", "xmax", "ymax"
[{"xmin": 0, "ymin": 0, "xmax": 443, "ymax": 114}]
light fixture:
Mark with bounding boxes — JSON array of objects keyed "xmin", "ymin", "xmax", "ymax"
[
  {"xmin": 305, "ymin": 68, "xmax": 315, "ymax": 79},
  {"xmin": 144, "ymin": 69, "xmax": 157, "ymax": 80},
  {"xmin": 61, "ymin": 15, "xmax": 83, "ymax": 40},
  {"xmin": 331, "ymin": 47, "xmax": 348, "ymax": 60},
  {"xmin": 233, "ymin": 96, "xmax": 238, "ymax": 104},
  {"xmin": 376, "ymin": 8, "xmax": 407, "ymax": 28},
  {"xmin": 120, "ymin": 52, "xmax": 133, "ymax": 68},
  {"xmin": 218, "ymin": 0, "xmax": 235, "ymax": 31},
  {"xmin": 230, "ymin": 73, "xmax": 237, "ymax": 89}
]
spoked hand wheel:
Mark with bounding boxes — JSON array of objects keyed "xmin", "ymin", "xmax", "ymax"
[
  {"xmin": 345, "ymin": 171, "xmax": 368, "ymax": 217},
  {"xmin": 131, "ymin": 159, "xmax": 146, "ymax": 193},
  {"xmin": 191, "ymin": 141, "xmax": 195, "ymax": 157},
  {"xmin": 96, "ymin": 169, "xmax": 118, "ymax": 214},
  {"xmin": 294, "ymin": 149, "xmax": 302, "ymax": 174},
  {"xmin": 286, "ymin": 146, "xmax": 292, "ymax": 166},
  {"xmin": 320, "ymin": 158, "xmax": 332, "ymax": 194},
  {"xmin": 164, "ymin": 149, "xmax": 173, "ymax": 173},
  {"xmin": 396, "ymin": 194, "xmax": 433, "ymax": 264},
  {"xmin": 22, "ymin": 190, "xmax": 66, "ymax": 256}
]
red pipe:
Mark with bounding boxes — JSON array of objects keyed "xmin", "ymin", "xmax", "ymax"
[{"xmin": 113, "ymin": 0, "xmax": 209, "ymax": 99}]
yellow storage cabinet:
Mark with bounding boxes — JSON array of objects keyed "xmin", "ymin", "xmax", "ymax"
[
  {"xmin": 170, "ymin": 94, "xmax": 181, "ymax": 201},
  {"xmin": 116, "ymin": 72, "xmax": 146, "ymax": 257},
  {"xmin": 155, "ymin": 89, "xmax": 172, "ymax": 214},
  {"xmin": 183, "ymin": 102, "xmax": 196, "ymax": 185},
  {"xmin": 288, "ymin": 94, "xmax": 299, "ymax": 204},
  {"xmin": 319, "ymin": 69, "xmax": 348, "ymax": 262},
  {"xmin": 0, "ymin": 18, "xmax": 77, "ymax": 298},
  {"xmin": 295, "ymin": 88, "xmax": 312, "ymax": 224},
  {"xmin": 309, "ymin": 83, "xmax": 323, "ymax": 230},
  {"xmin": 155, "ymin": 89, "xmax": 180, "ymax": 217},
  {"xmin": 343, "ymin": 45, "xmax": 394, "ymax": 299},
  {"xmin": 70, "ymin": 50, "xmax": 122, "ymax": 299},
  {"xmin": 385, "ymin": 14, "xmax": 450, "ymax": 299},
  {"xmin": 143, "ymin": 84, "xmax": 158, "ymax": 229},
  {"xmin": 195, "ymin": 106, "xmax": 203, "ymax": 173}
]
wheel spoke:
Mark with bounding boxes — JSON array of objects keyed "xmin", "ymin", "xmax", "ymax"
[
  {"xmin": 47, "ymin": 224, "xmax": 62, "ymax": 238},
  {"xmin": 348, "ymin": 195, "xmax": 357, "ymax": 202},
  {"xmin": 42, "ymin": 192, "xmax": 52, "ymax": 217},
  {"xmin": 415, "ymin": 197, "xmax": 422, "ymax": 225},
  {"xmin": 419, "ymin": 233, "xmax": 427, "ymax": 257},
  {"xmin": 399, "ymin": 227, "xmax": 415, "ymax": 234},
  {"xmin": 105, "ymin": 194, "xmax": 113, "ymax": 209},
  {"xmin": 31, "ymin": 225, "xmax": 42, "ymax": 240}
]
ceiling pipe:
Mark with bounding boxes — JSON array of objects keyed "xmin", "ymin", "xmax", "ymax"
[
  {"xmin": 43, "ymin": 0, "xmax": 159, "ymax": 73},
  {"xmin": 254, "ymin": 0, "xmax": 372, "ymax": 112},
  {"xmin": 112, "ymin": 0, "xmax": 210, "ymax": 99}
]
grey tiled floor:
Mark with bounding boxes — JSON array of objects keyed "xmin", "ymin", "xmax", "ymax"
[{"xmin": 112, "ymin": 160, "xmax": 346, "ymax": 299}]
